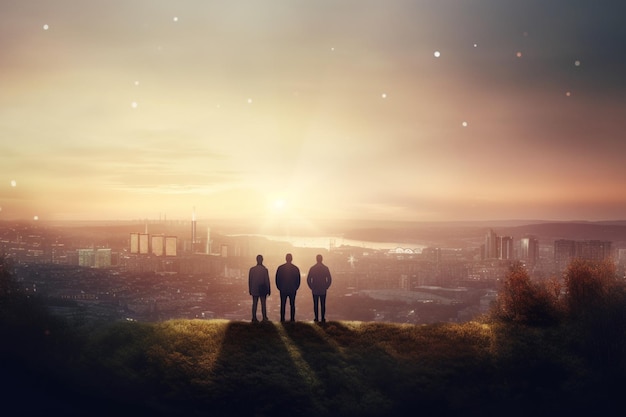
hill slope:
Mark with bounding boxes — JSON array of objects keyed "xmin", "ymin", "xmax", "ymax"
[{"xmin": 2, "ymin": 317, "xmax": 623, "ymax": 417}]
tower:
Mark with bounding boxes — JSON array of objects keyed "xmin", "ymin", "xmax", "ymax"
[{"xmin": 191, "ymin": 207, "xmax": 197, "ymax": 253}]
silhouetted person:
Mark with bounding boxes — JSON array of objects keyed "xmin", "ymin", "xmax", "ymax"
[
  {"xmin": 275, "ymin": 253, "xmax": 301, "ymax": 322},
  {"xmin": 307, "ymin": 254, "xmax": 332, "ymax": 322},
  {"xmin": 249, "ymin": 254, "xmax": 270, "ymax": 322}
]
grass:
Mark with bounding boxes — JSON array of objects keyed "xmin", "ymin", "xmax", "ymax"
[{"xmin": 2, "ymin": 309, "xmax": 624, "ymax": 417}]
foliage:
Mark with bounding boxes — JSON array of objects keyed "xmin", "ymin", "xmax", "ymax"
[
  {"xmin": 2, "ymin": 252, "xmax": 625, "ymax": 417},
  {"xmin": 562, "ymin": 259, "xmax": 626, "ymax": 372},
  {"xmin": 563, "ymin": 258, "xmax": 619, "ymax": 317},
  {"xmin": 492, "ymin": 262, "xmax": 560, "ymax": 326}
]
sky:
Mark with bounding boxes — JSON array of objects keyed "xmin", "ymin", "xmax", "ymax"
[{"xmin": 1, "ymin": 1, "xmax": 626, "ymax": 228}]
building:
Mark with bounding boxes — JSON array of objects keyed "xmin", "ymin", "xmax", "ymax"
[
  {"xmin": 130, "ymin": 233, "xmax": 139, "ymax": 254},
  {"xmin": 191, "ymin": 209, "xmax": 197, "ymax": 253},
  {"xmin": 519, "ymin": 236, "xmax": 539, "ymax": 266},
  {"xmin": 139, "ymin": 233, "xmax": 149, "ymax": 254},
  {"xmin": 484, "ymin": 229, "xmax": 498, "ymax": 259},
  {"xmin": 554, "ymin": 239, "xmax": 612, "ymax": 272},
  {"xmin": 130, "ymin": 233, "xmax": 177, "ymax": 257},
  {"xmin": 151, "ymin": 235, "xmax": 165, "ymax": 257},
  {"xmin": 499, "ymin": 236, "xmax": 514, "ymax": 260},
  {"xmin": 165, "ymin": 236, "xmax": 178, "ymax": 257},
  {"xmin": 77, "ymin": 248, "xmax": 111, "ymax": 268},
  {"xmin": 484, "ymin": 230, "xmax": 513, "ymax": 260}
]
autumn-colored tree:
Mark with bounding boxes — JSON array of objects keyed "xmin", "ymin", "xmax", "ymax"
[
  {"xmin": 563, "ymin": 258, "xmax": 617, "ymax": 318},
  {"xmin": 493, "ymin": 262, "xmax": 559, "ymax": 325}
]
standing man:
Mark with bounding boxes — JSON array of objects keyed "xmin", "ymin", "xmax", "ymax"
[
  {"xmin": 275, "ymin": 253, "xmax": 301, "ymax": 322},
  {"xmin": 307, "ymin": 254, "xmax": 332, "ymax": 322},
  {"xmin": 249, "ymin": 254, "xmax": 270, "ymax": 322}
]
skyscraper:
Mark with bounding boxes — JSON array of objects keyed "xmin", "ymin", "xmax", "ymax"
[
  {"xmin": 520, "ymin": 236, "xmax": 539, "ymax": 266},
  {"xmin": 499, "ymin": 236, "xmax": 514, "ymax": 260},
  {"xmin": 484, "ymin": 229, "xmax": 498, "ymax": 259}
]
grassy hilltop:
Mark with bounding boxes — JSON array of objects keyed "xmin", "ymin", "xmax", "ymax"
[
  {"xmin": 1, "ymin": 257, "xmax": 625, "ymax": 416},
  {"xmin": 2, "ymin": 315, "xmax": 624, "ymax": 417}
]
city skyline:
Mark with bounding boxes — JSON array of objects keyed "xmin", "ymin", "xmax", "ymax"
[{"xmin": 2, "ymin": 1, "xmax": 626, "ymax": 227}]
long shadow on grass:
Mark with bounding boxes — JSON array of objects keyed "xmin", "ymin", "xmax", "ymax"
[
  {"xmin": 317, "ymin": 321, "xmax": 498, "ymax": 417},
  {"xmin": 206, "ymin": 320, "xmax": 316, "ymax": 416},
  {"xmin": 280, "ymin": 321, "xmax": 394, "ymax": 417}
]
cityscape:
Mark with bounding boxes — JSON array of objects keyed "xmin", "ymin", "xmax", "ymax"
[
  {"xmin": 2, "ymin": 216, "xmax": 623, "ymax": 325},
  {"xmin": 2, "ymin": 2, "xmax": 625, "ymax": 415}
]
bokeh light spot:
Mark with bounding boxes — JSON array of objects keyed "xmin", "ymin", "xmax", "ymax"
[
  {"xmin": 10, "ymin": 180, "xmax": 17, "ymax": 187},
  {"xmin": 434, "ymin": 51, "xmax": 441, "ymax": 58}
]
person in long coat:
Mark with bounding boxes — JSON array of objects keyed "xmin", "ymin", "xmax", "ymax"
[
  {"xmin": 249, "ymin": 254, "xmax": 271, "ymax": 322},
  {"xmin": 275, "ymin": 253, "xmax": 301, "ymax": 322},
  {"xmin": 307, "ymin": 254, "xmax": 332, "ymax": 322}
]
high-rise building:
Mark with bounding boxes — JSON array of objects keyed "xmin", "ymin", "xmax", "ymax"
[
  {"xmin": 139, "ymin": 233, "xmax": 149, "ymax": 254},
  {"xmin": 554, "ymin": 239, "xmax": 612, "ymax": 272},
  {"xmin": 484, "ymin": 229, "xmax": 498, "ymax": 259},
  {"xmin": 165, "ymin": 236, "xmax": 177, "ymax": 257},
  {"xmin": 499, "ymin": 236, "xmax": 514, "ymax": 260},
  {"xmin": 519, "ymin": 236, "xmax": 539, "ymax": 266},
  {"xmin": 151, "ymin": 235, "xmax": 165, "ymax": 257},
  {"xmin": 130, "ymin": 233, "xmax": 139, "ymax": 254}
]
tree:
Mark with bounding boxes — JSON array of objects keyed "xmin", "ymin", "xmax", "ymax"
[
  {"xmin": 493, "ymin": 262, "xmax": 559, "ymax": 326},
  {"xmin": 563, "ymin": 258, "xmax": 618, "ymax": 318}
]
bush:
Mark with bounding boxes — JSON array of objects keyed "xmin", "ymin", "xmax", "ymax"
[
  {"xmin": 563, "ymin": 259, "xmax": 626, "ymax": 371},
  {"xmin": 563, "ymin": 258, "xmax": 619, "ymax": 318},
  {"xmin": 492, "ymin": 262, "xmax": 560, "ymax": 326}
]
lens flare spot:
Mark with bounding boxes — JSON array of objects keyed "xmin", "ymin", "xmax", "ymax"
[
  {"xmin": 434, "ymin": 51, "xmax": 441, "ymax": 58},
  {"xmin": 273, "ymin": 199, "xmax": 286, "ymax": 210},
  {"xmin": 10, "ymin": 180, "xmax": 17, "ymax": 187}
]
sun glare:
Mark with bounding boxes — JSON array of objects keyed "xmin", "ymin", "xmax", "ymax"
[{"xmin": 272, "ymin": 199, "xmax": 286, "ymax": 211}]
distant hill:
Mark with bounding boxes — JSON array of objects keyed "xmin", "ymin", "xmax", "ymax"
[
  {"xmin": 339, "ymin": 220, "xmax": 626, "ymax": 247},
  {"xmin": 501, "ymin": 222, "xmax": 626, "ymax": 243}
]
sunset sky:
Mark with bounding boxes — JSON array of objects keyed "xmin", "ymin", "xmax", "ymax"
[{"xmin": 1, "ymin": 1, "xmax": 626, "ymax": 226}]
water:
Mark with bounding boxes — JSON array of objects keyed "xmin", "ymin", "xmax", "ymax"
[{"xmin": 244, "ymin": 234, "xmax": 426, "ymax": 252}]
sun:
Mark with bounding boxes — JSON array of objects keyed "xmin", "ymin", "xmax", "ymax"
[{"xmin": 272, "ymin": 199, "xmax": 287, "ymax": 211}]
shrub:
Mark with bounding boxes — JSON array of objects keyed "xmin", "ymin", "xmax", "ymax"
[
  {"xmin": 492, "ymin": 262, "xmax": 560, "ymax": 326},
  {"xmin": 563, "ymin": 258, "xmax": 618, "ymax": 318}
]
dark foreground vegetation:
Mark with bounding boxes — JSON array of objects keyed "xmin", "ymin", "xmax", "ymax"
[{"xmin": 1, "ymin": 256, "xmax": 625, "ymax": 417}]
